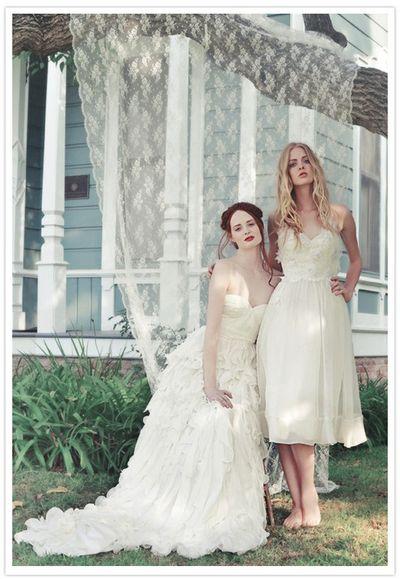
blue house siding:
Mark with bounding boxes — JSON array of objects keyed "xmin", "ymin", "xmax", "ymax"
[
  {"xmin": 331, "ymin": 14, "xmax": 387, "ymax": 63},
  {"xmin": 19, "ymin": 13, "xmax": 387, "ymax": 335},
  {"xmin": 23, "ymin": 65, "xmax": 46, "ymax": 270},
  {"xmin": 64, "ymin": 66, "xmax": 102, "ymax": 270},
  {"xmin": 64, "ymin": 66, "xmax": 103, "ymax": 330},
  {"xmin": 22, "ymin": 65, "xmax": 47, "ymax": 329},
  {"xmin": 66, "ymin": 277, "xmax": 101, "ymax": 331}
]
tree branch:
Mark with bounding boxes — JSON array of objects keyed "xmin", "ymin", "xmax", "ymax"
[{"xmin": 12, "ymin": 13, "xmax": 387, "ymax": 137}]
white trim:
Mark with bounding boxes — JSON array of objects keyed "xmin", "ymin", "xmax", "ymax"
[
  {"xmin": 187, "ymin": 40, "xmax": 205, "ymax": 331},
  {"xmin": 13, "ymin": 335, "xmax": 141, "ymax": 359},
  {"xmin": 238, "ymin": 77, "xmax": 257, "ymax": 203},
  {"xmin": 353, "ymin": 285, "xmax": 388, "ymax": 332},
  {"xmin": 36, "ymin": 58, "xmax": 68, "ymax": 333},
  {"xmin": 379, "ymin": 135, "xmax": 387, "ymax": 282},
  {"xmin": 352, "ymin": 127, "xmax": 388, "ymax": 334},
  {"xmin": 352, "ymin": 126, "xmax": 361, "ymax": 239},
  {"xmin": 100, "ymin": 66, "xmax": 120, "ymax": 330},
  {"xmin": 290, "ymin": 13, "xmax": 305, "ymax": 32},
  {"xmin": 12, "ymin": 332, "xmax": 387, "ymax": 361},
  {"xmin": 352, "ymin": 330, "xmax": 388, "ymax": 357},
  {"xmin": 159, "ymin": 35, "xmax": 190, "ymax": 329},
  {"xmin": 12, "ymin": 54, "xmax": 29, "ymax": 330},
  {"xmin": 351, "ymin": 125, "xmax": 361, "ymax": 326}
]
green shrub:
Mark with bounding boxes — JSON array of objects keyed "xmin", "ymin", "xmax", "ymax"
[
  {"xmin": 359, "ymin": 372, "xmax": 388, "ymax": 447},
  {"xmin": 331, "ymin": 372, "xmax": 388, "ymax": 456},
  {"xmin": 13, "ymin": 337, "xmax": 151, "ymax": 475}
]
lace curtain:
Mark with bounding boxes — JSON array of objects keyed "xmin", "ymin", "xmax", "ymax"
[{"xmin": 70, "ymin": 13, "xmax": 357, "ymax": 493}]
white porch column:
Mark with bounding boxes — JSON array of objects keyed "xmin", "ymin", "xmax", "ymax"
[
  {"xmin": 12, "ymin": 55, "xmax": 29, "ymax": 330},
  {"xmin": 101, "ymin": 67, "xmax": 119, "ymax": 330},
  {"xmin": 187, "ymin": 41, "xmax": 205, "ymax": 331},
  {"xmin": 159, "ymin": 36, "xmax": 189, "ymax": 329},
  {"xmin": 37, "ymin": 59, "xmax": 68, "ymax": 333},
  {"xmin": 238, "ymin": 78, "xmax": 257, "ymax": 202}
]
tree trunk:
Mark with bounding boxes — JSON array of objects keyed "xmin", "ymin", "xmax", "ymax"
[
  {"xmin": 303, "ymin": 14, "xmax": 387, "ymax": 137},
  {"xmin": 12, "ymin": 13, "xmax": 387, "ymax": 137}
]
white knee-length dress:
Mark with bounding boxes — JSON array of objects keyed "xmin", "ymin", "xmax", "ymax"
[{"xmin": 257, "ymin": 226, "xmax": 367, "ymax": 448}]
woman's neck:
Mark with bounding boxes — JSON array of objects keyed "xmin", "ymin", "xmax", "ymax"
[
  {"xmin": 233, "ymin": 247, "xmax": 264, "ymax": 272},
  {"xmin": 293, "ymin": 185, "xmax": 316, "ymax": 212}
]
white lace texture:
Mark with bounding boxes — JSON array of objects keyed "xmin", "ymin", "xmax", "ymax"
[{"xmin": 68, "ymin": 14, "xmax": 356, "ymax": 494}]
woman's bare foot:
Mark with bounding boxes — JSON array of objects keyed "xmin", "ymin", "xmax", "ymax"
[
  {"xmin": 301, "ymin": 488, "xmax": 321, "ymax": 527},
  {"xmin": 283, "ymin": 505, "xmax": 303, "ymax": 530}
]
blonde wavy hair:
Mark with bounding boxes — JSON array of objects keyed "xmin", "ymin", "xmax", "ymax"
[{"xmin": 273, "ymin": 142, "xmax": 335, "ymax": 236}]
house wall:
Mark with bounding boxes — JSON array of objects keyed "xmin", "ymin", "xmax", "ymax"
[
  {"xmin": 64, "ymin": 66, "xmax": 102, "ymax": 331},
  {"xmin": 22, "ymin": 65, "xmax": 47, "ymax": 329},
  {"xmin": 15, "ymin": 13, "xmax": 388, "ymax": 365}
]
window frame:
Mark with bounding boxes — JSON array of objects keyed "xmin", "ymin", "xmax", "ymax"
[{"xmin": 350, "ymin": 126, "xmax": 388, "ymax": 331}]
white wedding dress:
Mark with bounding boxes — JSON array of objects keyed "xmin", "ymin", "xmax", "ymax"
[
  {"xmin": 257, "ymin": 226, "xmax": 367, "ymax": 448},
  {"xmin": 15, "ymin": 294, "xmax": 269, "ymax": 559}
]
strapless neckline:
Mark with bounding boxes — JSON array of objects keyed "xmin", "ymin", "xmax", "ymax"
[{"xmin": 225, "ymin": 294, "xmax": 267, "ymax": 310}]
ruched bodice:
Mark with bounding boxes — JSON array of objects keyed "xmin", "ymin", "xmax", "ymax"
[
  {"xmin": 219, "ymin": 294, "xmax": 266, "ymax": 343},
  {"xmin": 277, "ymin": 227, "xmax": 341, "ymax": 282}
]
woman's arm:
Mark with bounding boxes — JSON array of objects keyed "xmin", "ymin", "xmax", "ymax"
[
  {"xmin": 203, "ymin": 260, "xmax": 233, "ymax": 408},
  {"xmin": 268, "ymin": 215, "xmax": 282, "ymax": 272},
  {"xmin": 330, "ymin": 206, "xmax": 362, "ymax": 303}
]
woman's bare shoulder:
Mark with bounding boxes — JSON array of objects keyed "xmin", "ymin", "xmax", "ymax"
[
  {"xmin": 212, "ymin": 258, "xmax": 234, "ymax": 275},
  {"xmin": 330, "ymin": 203, "xmax": 351, "ymax": 230}
]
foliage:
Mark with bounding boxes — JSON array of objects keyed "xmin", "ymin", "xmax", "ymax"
[
  {"xmin": 109, "ymin": 308, "xmax": 187, "ymax": 368},
  {"xmin": 331, "ymin": 371, "xmax": 388, "ymax": 456},
  {"xmin": 13, "ymin": 337, "xmax": 151, "ymax": 475},
  {"xmin": 17, "ymin": 49, "xmax": 76, "ymax": 80},
  {"xmin": 358, "ymin": 372, "xmax": 388, "ymax": 447}
]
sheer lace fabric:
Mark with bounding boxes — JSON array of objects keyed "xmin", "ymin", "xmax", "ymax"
[{"xmin": 67, "ymin": 13, "xmax": 357, "ymax": 496}]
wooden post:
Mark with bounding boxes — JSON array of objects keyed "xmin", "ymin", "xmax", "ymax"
[
  {"xmin": 36, "ymin": 58, "xmax": 68, "ymax": 333},
  {"xmin": 12, "ymin": 54, "xmax": 29, "ymax": 330},
  {"xmin": 159, "ymin": 35, "xmax": 189, "ymax": 330}
]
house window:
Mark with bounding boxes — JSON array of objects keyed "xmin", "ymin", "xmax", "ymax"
[
  {"xmin": 358, "ymin": 128, "xmax": 381, "ymax": 276},
  {"xmin": 358, "ymin": 289, "xmax": 379, "ymax": 315}
]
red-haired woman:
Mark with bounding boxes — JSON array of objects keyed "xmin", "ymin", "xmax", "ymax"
[
  {"xmin": 257, "ymin": 143, "xmax": 367, "ymax": 529},
  {"xmin": 15, "ymin": 202, "xmax": 281, "ymax": 559}
]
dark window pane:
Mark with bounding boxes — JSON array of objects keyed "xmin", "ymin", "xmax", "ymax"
[
  {"xmin": 359, "ymin": 175, "xmax": 380, "ymax": 275},
  {"xmin": 358, "ymin": 289, "xmax": 379, "ymax": 314}
]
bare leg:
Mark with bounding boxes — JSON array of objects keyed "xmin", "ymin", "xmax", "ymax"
[
  {"xmin": 277, "ymin": 444, "xmax": 303, "ymax": 529},
  {"xmin": 291, "ymin": 443, "xmax": 321, "ymax": 527}
]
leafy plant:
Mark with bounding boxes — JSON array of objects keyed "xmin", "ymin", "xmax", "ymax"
[
  {"xmin": 16, "ymin": 49, "xmax": 77, "ymax": 81},
  {"xmin": 358, "ymin": 371, "xmax": 388, "ymax": 447},
  {"xmin": 331, "ymin": 371, "xmax": 388, "ymax": 456},
  {"xmin": 109, "ymin": 308, "xmax": 187, "ymax": 368},
  {"xmin": 13, "ymin": 336, "xmax": 151, "ymax": 475}
]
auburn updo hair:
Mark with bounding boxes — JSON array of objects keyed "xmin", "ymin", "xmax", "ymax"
[{"xmin": 217, "ymin": 202, "xmax": 271, "ymax": 275}]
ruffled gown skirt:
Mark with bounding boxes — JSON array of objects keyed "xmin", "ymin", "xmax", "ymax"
[{"xmin": 15, "ymin": 322, "xmax": 269, "ymax": 558}]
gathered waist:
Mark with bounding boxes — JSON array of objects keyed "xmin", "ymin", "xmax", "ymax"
[
  {"xmin": 280, "ymin": 274, "xmax": 336, "ymax": 284},
  {"xmin": 219, "ymin": 332, "xmax": 256, "ymax": 345}
]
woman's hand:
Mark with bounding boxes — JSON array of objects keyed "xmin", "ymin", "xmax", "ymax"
[
  {"xmin": 330, "ymin": 276, "xmax": 353, "ymax": 303},
  {"xmin": 204, "ymin": 386, "xmax": 233, "ymax": 408}
]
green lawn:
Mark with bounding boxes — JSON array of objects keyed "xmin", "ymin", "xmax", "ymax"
[{"xmin": 12, "ymin": 445, "xmax": 387, "ymax": 567}]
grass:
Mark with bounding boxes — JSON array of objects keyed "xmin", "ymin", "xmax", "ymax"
[{"xmin": 12, "ymin": 444, "xmax": 387, "ymax": 567}]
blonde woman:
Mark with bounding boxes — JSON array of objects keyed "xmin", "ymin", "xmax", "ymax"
[{"xmin": 257, "ymin": 143, "xmax": 367, "ymax": 529}]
